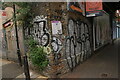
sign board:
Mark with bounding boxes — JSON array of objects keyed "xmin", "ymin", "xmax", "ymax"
[
  {"xmin": 86, "ymin": 0, "xmax": 103, "ymax": 17},
  {"xmin": 1, "ymin": 10, "xmax": 7, "ymax": 23},
  {"xmin": 2, "ymin": 7, "xmax": 14, "ymax": 28},
  {"xmin": 3, "ymin": 20, "xmax": 13, "ymax": 28},
  {"xmin": 51, "ymin": 21, "xmax": 62, "ymax": 35},
  {"xmin": 86, "ymin": 10, "xmax": 103, "ymax": 17},
  {"xmin": 2, "ymin": 11, "xmax": 6, "ymax": 17},
  {"xmin": 67, "ymin": 0, "xmax": 85, "ymax": 16},
  {"xmin": 78, "ymin": 1, "xmax": 85, "ymax": 16}
]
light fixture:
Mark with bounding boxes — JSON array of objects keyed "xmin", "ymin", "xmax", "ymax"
[{"xmin": 116, "ymin": 10, "xmax": 119, "ymax": 13}]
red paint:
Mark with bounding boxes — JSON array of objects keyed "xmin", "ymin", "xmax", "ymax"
[
  {"xmin": 2, "ymin": 11, "xmax": 6, "ymax": 16},
  {"xmin": 86, "ymin": 0, "xmax": 103, "ymax": 12}
]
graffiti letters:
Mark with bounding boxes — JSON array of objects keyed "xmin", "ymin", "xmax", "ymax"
[
  {"xmin": 51, "ymin": 36, "xmax": 63, "ymax": 64},
  {"xmin": 33, "ymin": 16, "xmax": 50, "ymax": 47},
  {"xmin": 65, "ymin": 19, "xmax": 91, "ymax": 70},
  {"xmin": 51, "ymin": 36, "xmax": 62, "ymax": 53}
]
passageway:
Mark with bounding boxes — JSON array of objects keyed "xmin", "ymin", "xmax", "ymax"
[{"xmin": 61, "ymin": 39, "xmax": 119, "ymax": 78}]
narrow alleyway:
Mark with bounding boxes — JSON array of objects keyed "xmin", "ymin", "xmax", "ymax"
[
  {"xmin": 61, "ymin": 39, "xmax": 119, "ymax": 78},
  {"xmin": 1, "ymin": 1, "xmax": 120, "ymax": 80}
]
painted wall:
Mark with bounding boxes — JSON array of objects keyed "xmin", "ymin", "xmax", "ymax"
[
  {"xmin": 1, "ymin": 8, "xmax": 25, "ymax": 62},
  {"xmin": 2, "ymin": 24, "xmax": 25, "ymax": 62},
  {"xmin": 93, "ymin": 12, "xmax": 111, "ymax": 50},
  {"xmin": 24, "ymin": 2, "xmax": 93, "ymax": 77}
]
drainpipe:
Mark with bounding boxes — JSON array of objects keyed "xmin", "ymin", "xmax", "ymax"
[{"xmin": 13, "ymin": 3, "xmax": 22, "ymax": 66}]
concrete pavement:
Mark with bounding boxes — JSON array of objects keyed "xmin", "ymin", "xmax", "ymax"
[
  {"xmin": 1, "ymin": 39, "xmax": 119, "ymax": 79},
  {"xmin": 1, "ymin": 58, "xmax": 48, "ymax": 80},
  {"xmin": 61, "ymin": 39, "xmax": 119, "ymax": 78}
]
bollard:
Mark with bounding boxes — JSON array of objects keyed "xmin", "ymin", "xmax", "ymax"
[{"xmin": 23, "ymin": 55, "xmax": 31, "ymax": 80}]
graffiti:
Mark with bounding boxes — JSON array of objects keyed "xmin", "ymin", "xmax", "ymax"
[
  {"xmin": 33, "ymin": 16, "xmax": 50, "ymax": 47},
  {"xmin": 51, "ymin": 36, "xmax": 63, "ymax": 64},
  {"xmin": 43, "ymin": 46, "xmax": 52, "ymax": 55},
  {"xmin": 65, "ymin": 37, "xmax": 75, "ymax": 70},
  {"xmin": 51, "ymin": 21, "xmax": 63, "ymax": 62},
  {"xmin": 65, "ymin": 19, "xmax": 91, "ymax": 71},
  {"xmin": 51, "ymin": 36, "xmax": 62, "ymax": 53},
  {"xmin": 28, "ymin": 17, "xmax": 63, "ymax": 61},
  {"xmin": 32, "ymin": 17, "xmax": 63, "ymax": 66},
  {"xmin": 2, "ymin": 39, "xmax": 7, "ymax": 51}
]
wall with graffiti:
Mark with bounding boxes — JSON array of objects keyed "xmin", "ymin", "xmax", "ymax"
[
  {"xmin": 23, "ymin": 3, "xmax": 66, "ymax": 76},
  {"xmin": 65, "ymin": 18, "xmax": 92, "ymax": 71},
  {"xmin": 24, "ymin": 2, "xmax": 93, "ymax": 77},
  {"xmin": 32, "ymin": 16, "xmax": 50, "ymax": 47}
]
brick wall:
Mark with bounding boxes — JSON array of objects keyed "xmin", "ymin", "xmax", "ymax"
[{"xmin": 29, "ymin": 2, "xmax": 93, "ymax": 77}]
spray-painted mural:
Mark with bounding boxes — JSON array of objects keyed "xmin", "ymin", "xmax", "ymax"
[
  {"xmin": 33, "ymin": 16, "xmax": 63, "ymax": 52},
  {"xmin": 28, "ymin": 16, "xmax": 64, "ymax": 74},
  {"xmin": 33, "ymin": 16, "xmax": 50, "ymax": 47},
  {"xmin": 51, "ymin": 36, "xmax": 62, "ymax": 57},
  {"xmin": 26, "ymin": 15, "xmax": 92, "ymax": 73},
  {"xmin": 65, "ymin": 19, "xmax": 91, "ymax": 70},
  {"xmin": 30, "ymin": 16, "xmax": 64, "ymax": 66}
]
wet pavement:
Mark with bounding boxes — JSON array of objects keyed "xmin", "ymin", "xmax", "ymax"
[{"xmin": 61, "ymin": 39, "xmax": 119, "ymax": 78}]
